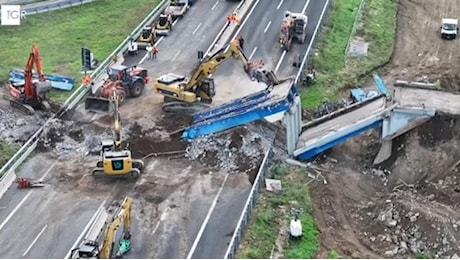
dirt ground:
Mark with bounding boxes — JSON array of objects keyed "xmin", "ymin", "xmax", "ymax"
[{"xmin": 385, "ymin": 0, "xmax": 460, "ymax": 90}]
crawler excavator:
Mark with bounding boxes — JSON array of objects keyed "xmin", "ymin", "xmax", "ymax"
[
  {"xmin": 153, "ymin": 38, "xmax": 280, "ymax": 114},
  {"xmin": 92, "ymin": 92, "xmax": 144, "ymax": 178},
  {"xmin": 71, "ymin": 196, "xmax": 133, "ymax": 259},
  {"xmin": 8, "ymin": 45, "xmax": 52, "ymax": 115}
]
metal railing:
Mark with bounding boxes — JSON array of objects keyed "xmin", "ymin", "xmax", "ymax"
[
  {"xmin": 0, "ymin": 0, "xmax": 170, "ymax": 189},
  {"xmin": 0, "ymin": 0, "xmax": 99, "ymax": 19},
  {"xmin": 224, "ymin": 148, "xmax": 273, "ymax": 259},
  {"xmin": 224, "ymin": 0, "xmax": 333, "ymax": 258}
]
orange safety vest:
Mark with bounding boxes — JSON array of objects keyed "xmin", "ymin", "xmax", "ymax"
[{"xmin": 82, "ymin": 75, "xmax": 91, "ymax": 86}]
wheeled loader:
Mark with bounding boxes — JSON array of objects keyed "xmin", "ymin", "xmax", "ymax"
[{"xmin": 85, "ymin": 64, "xmax": 150, "ymax": 113}]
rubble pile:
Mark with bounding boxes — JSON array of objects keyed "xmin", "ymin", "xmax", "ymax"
[
  {"xmin": 0, "ymin": 106, "xmax": 45, "ymax": 142},
  {"xmin": 186, "ymin": 127, "xmax": 265, "ymax": 172}
]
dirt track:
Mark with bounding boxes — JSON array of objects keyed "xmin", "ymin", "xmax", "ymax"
[{"xmin": 387, "ymin": 0, "xmax": 460, "ymax": 90}]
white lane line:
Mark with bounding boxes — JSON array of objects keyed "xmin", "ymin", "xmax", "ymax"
[
  {"xmin": 0, "ymin": 160, "xmax": 58, "ymax": 232},
  {"xmin": 274, "ymin": 0, "xmax": 312, "ymax": 73},
  {"xmin": 186, "ymin": 173, "xmax": 230, "ymax": 259},
  {"xmin": 274, "ymin": 50, "xmax": 287, "ymax": 73},
  {"xmin": 302, "ymin": 0, "xmax": 311, "ymax": 14},
  {"xmin": 232, "ymin": 0, "xmax": 260, "ymax": 40},
  {"xmin": 172, "ymin": 50, "xmax": 182, "ymax": 61},
  {"xmin": 264, "ymin": 21, "xmax": 272, "ymax": 33},
  {"xmin": 249, "ymin": 46, "xmax": 258, "ymax": 60},
  {"xmin": 22, "ymin": 224, "xmax": 48, "ymax": 257},
  {"xmin": 211, "ymin": 1, "xmax": 219, "ymax": 10},
  {"xmin": 276, "ymin": 0, "xmax": 284, "ymax": 10},
  {"xmin": 192, "ymin": 23, "xmax": 202, "ymax": 35},
  {"xmin": 64, "ymin": 198, "xmax": 108, "ymax": 259},
  {"xmin": 139, "ymin": 19, "xmax": 179, "ymax": 64}
]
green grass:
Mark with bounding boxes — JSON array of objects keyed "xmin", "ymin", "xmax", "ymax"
[
  {"xmin": 328, "ymin": 250, "xmax": 339, "ymax": 259},
  {"xmin": 0, "ymin": 0, "xmax": 161, "ymax": 102},
  {"xmin": 301, "ymin": 0, "xmax": 397, "ymax": 108},
  {"xmin": 0, "ymin": 140, "xmax": 19, "ymax": 168},
  {"xmin": 236, "ymin": 166, "xmax": 318, "ymax": 259}
]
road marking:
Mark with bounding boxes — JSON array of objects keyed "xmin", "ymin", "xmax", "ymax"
[
  {"xmin": 249, "ymin": 46, "xmax": 257, "ymax": 60},
  {"xmin": 232, "ymin": 0, "xmax": 260, "ymax": 41},
  {"xmin": 274, "ymin": 50, "xmax": 286, "ymax": 73},
  {"xmin": 172, "ymin": 50, "xmax": 182, "ymax": 61},
  {"xmin": 186, "ymin": 173, "xmax": 229, "ymax": 259},
  {"xmin": 274, "ymin": 0, "xmax": 312, "ymax": 73},
  {"xmin": 264, "ymin": 21, "xmax": 272, "ymax": 33},
  {"xmin": 192, "ymin": 23, "xmax": 202, "ymax": 35},
  {"xmin": 139, "ymin": 19, "xmax": 179, "ymax": 64},
  {"xmin": 64, "ymin": 198, "xmax": 108, "ymax": 259},
  {"xmin": 22, "ymin": 224, "xmax": 48, "ymax": 257},
  {"xmin": 276, "ymin": 0, "xmax": 284, "ymax": 10},
  {"xmin": 211, "ymin": 1, "xmax": 219, "ymax": 10},
  {"xmin": 151, "ymin": 210, "xmax": 169, "ymax": 235},
  {"xmin": 302, "ymin": 0, "xmax": 311, "ymax": 14},
  {"xmin": 0, "ymin": 160, "xmax": 58, "ymax": 232}
]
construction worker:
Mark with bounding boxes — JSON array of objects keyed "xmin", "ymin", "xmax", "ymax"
[
  {"xmin": 238, "ymin": 37, "xmax": 245, "ymax": 50},
  {"xmin": 146, "ymin": 44, "xmax": 153, "ymax": 60},
  {"xmin": 82, "ymin": 75, "xmax": 91, "ymax": 86},
  {"xmin": 152, "ymin": 46, "xmax": 158, "ymax": 60}
]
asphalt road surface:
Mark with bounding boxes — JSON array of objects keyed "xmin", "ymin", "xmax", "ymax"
[
  {"xmin": 0, "ymin": 155, "xmax": 106, "ymax": 259},
  {"xmin": 394, "ymin": 86, "xmax": 460, "ymax": 115},
  {"xmin": 297, "ymin": 96, "xmax": 387, "ymax": 149}
]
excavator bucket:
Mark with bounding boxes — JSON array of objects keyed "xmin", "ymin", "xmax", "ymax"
[{"xmin": 85, "ymin": 96, "xmax": 112, "ymax": 114}]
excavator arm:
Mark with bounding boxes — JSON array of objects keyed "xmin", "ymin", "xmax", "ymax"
[
  {"xmin": 99, "ymin": 197, "xmax": 132, "ymax": 259},
  {"xmin": 185, "ymin": 38, "xmax": 250, "ymax": 90},
  {"xmin": 111, "ymin": 91, "xmax": 122, "ymax": 150}
]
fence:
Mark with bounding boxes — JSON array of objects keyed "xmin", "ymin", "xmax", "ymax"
[
  {"xmin": 224, "ymin": 0, "xmax": 333, "ymax": 258},
  {"xmin": 0, "ymin": 0, "xmax": 170, "ymax": 193},
  {"xmin": 344, "ymin": 0, "xmax": 367, "ymax": 63}
]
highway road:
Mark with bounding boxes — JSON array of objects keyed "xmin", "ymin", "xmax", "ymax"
[
  {"xmin": 296, "ymin": 96, "xmax": 387, "ymax": 149},
  {"xmin": 0, "ymin": 154, "xmax": 107, "ymax": 259}
]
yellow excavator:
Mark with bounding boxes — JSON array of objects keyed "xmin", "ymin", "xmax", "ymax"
[
  {"xmin": 153, "ymin": 38, "xmax": 280, "ymax": 114},
  {"xmin": 92, "ymin": 92, "xmax": 144, "ymax": 178},
  {"xmin": 71, "ymin": 196, "xmax": 133, "ymax": 259}
]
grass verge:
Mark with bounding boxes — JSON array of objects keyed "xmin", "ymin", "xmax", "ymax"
[
  {"xmin": 301, "ymin": 0, "xmax": 397, "ymax": 108},
  {"xmin": 0, "ymin": 0, "xmax": 161, "ymax": 102},
  {"xmin": 0, "ymin": 141, "xmax": 19, "ymax": 168},
  {"xmin": 236, "ymin": 165, "xmax": 318, "ymax": 259}
]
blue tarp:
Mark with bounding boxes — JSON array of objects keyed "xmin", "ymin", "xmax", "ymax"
[{"xmin": 9, "ymin": 70, "xmax": 75, "ymax": 91}]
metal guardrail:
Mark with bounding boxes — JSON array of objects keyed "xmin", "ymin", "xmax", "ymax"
[
  {"xmin": 224, "ymin": 148, "xmax": 272, "ymax": 259},
  {"xmin": 224, "ymin": 0, "xmax": 333, "ymax": 258},
  {"xmin": 0, "ymin": 0, "xmax": 170, "ymax": 187},
  {"xmin": 0, "ymin": 0, "xmax": 99, "ymax": 19}
]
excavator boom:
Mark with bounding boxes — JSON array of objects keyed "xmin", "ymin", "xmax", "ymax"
[{"xmin": 153, "ymin": 38, "xmax": 280, "ymax": 114}]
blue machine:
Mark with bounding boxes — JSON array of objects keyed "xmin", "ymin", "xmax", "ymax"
[{"xmin": 9, "ymin": 69, "xmax": 75, "ymax": 91}]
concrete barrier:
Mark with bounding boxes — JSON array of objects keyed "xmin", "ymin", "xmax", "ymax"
[{"xmin": 0, "ymin": 170, "xmax": 16, "ymax": 199}]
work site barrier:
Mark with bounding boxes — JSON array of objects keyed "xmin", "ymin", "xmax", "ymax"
[
  {"xmin": 0, "ymin": 0, "xmax": 171, "ymax": 197},
  {"xmin": 224, "ymin": 0, "xmax": 333, "ymax": 258}
]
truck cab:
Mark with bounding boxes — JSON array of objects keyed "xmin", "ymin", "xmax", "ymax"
[{"xmin": 441, "ymin": 18, "xmax": 458, "ymax": 40}]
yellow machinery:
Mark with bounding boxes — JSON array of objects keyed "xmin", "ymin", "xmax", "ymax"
[
  {"xmin": 136, "ymin": 26, "xmax": 156, "ymax": 48},
  {"xmin": 92, "ymin": 92, "xmax": 144, "ymax": 178},
  {"xmin": 153, "ymin": 38, "xmax": 280, "ymax": 114},
  {"xmin": 71, "ymin": 196, "xmax": 133, "ymax": 259},
  {"xmin": 155, "ymin": 13, "xmax": 173, "ymax": 36}
]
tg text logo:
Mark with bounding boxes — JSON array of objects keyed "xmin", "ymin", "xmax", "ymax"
[{"xmin": 1, "ymin": 5, "xmax": 27, "ymax": 25}]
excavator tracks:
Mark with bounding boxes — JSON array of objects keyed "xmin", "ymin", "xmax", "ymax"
[
  {"xmin": 10, "ymin": 100, "xmax": 35, "ymax": 115},
  {"xmin": 91, "ymin": 167, "xmax": 142, "ymax": 178},
  {"xmin": 162, "ymin": 101, "xmax": 210, "ymax": 115}
]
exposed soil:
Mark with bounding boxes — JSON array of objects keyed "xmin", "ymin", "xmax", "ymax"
[{"xmin": 310, "ymin": 115, "xmax": 460, "ymax": 259}]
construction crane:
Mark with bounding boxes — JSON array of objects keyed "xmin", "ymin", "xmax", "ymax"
[
  {"xmin": 92, "ymin": 91, "xmax": 144, "ymax": 178},
  {"xmin": 153, "ymin": 38, "xmax": 280, "ymax": 114},
  {"xmin": 8, "ymin": 45, "xmax": 52, "ymax": 115},
  {"xmin": 71, "ymin": 196, "xmax": 133, "ymax": 259},
  {"xmin": 279, "ymin": 11, "xmax": 308, "ymax": 52}
]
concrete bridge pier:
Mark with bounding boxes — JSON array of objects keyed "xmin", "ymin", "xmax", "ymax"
[
  {"xmin": 373, "ymin": 107, "xmax": 436, "ymax": 165},
  {"xmin": 285, "ymin": 95, "xmax": 302, "ymax": 155}
]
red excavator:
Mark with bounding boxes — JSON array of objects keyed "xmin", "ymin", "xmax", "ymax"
[{"xmin": 8, "ymin": 45, "xmax": 52, "ymax": 115}]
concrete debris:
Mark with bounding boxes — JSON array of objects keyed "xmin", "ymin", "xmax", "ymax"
[{"xmin": 0, "ymin": 106, "xmax": 45, "ymax": 142}]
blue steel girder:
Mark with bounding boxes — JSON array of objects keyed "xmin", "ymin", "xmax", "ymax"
[
  {"xmin": 182, "ymin": 100, "xmax": 291, "ymax": 140},
  {"xmin": 373, "ymin": 74, "xmax": 391, "ymax": 97},
  {"xmin": 294, "ymin": 116, "xmax": 383, "ymax": 161}
]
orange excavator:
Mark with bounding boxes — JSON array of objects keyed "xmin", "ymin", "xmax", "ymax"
[{"xmin": 8, "ymin": 45, "xmax": 52, "ymax": 115}]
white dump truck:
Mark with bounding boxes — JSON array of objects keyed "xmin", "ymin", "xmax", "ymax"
[{"xmin": 440, "ymin": 18, "xmax": 458, "ymax": 40}]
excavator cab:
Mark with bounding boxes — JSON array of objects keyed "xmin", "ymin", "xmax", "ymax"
[
  {"xmin": 73, "ymin": 240, "xmax": 100, "ymax": 259},
  {"xmin": 156, "ymin": 14, "xmax": 172, "ymax": 36},
  {"xmin": 136, "ymin": 27, "xmax": 155, "ymax": 48}
]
